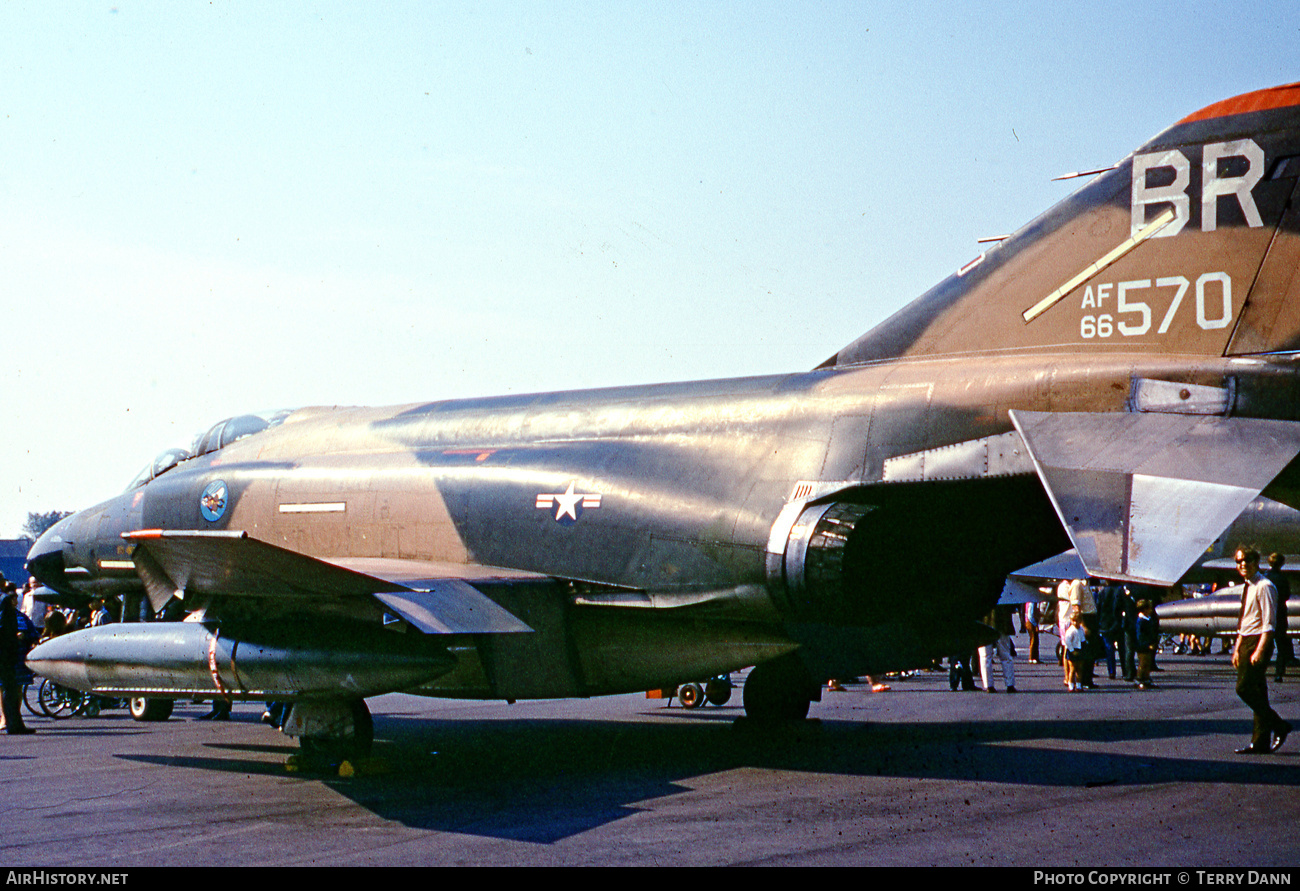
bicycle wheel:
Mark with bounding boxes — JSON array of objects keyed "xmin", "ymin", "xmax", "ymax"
[
  {"xmin": 23, "ymin": 681, "xmax": 42, "ymax": 718},
  {"xmin": 38, "ymin": 679, "xmax": 77, "ymax": 719}
]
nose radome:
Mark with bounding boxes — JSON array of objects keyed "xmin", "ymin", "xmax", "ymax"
[{"xmin": 25, "ymin": 517, "xmax": 72, "ymax": 589}]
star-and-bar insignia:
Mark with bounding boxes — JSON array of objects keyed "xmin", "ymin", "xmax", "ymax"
[{"xmin": 535, "ymin": 480, "xmax": 602, "ymax": 525}]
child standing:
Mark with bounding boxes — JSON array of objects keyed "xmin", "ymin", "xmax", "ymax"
[
  {"xmin": 1063, "ymin": 610, "xmax": 1086, "ymax": 691},
  {"xmin": 1135, "ymin": 599, "xmax": 1160, "ymax": 690}
]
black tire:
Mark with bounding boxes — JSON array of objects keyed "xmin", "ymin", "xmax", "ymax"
[
  {"xmin": 297, "ymin": 700, "xmax": 373, "ymax": 763},
  {"xmin": 743, "ymin": 658, "xmax": 813, "ymax": 723},
  {"xmin": 705, "ymin": 676, "xmax": 733, "ymax": 706},
  {"xmin": 351, "ymin": 699, "xmax": 373, "ymax": 756},
  {"xmin": 129, "ymin": 697, "xmax": 174, "ymax": 722},
  {"xmin": 679, "ymin": 682, "xmax": 705, "ymax": 708}
]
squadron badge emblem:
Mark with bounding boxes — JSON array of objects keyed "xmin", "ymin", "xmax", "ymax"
[{"xmin": 200, "ymin": 479, "xmax": 229, "ymax": 523}]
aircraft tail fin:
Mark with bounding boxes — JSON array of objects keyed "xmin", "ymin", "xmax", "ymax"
[{"xmin": 828, "ymin": 83, "xmax": 1300, "ymax": 366}]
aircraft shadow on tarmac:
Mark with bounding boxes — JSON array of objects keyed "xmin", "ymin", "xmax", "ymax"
[{"xmin": 115, "ymin": 709, "xmax": 1299, "ymax": 843}]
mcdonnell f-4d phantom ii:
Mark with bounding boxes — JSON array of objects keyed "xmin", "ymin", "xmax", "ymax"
[{"xmin": 25, "ymin": 83, "xmax": 1300, "ymax": 758}]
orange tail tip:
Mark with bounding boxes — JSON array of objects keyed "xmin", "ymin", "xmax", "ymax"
[{"xmin": 1178, "ymin": 82, "xmax": 1300, "ymax": 124}]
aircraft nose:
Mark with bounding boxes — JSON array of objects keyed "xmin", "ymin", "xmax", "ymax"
[{"xmin": 25, "ymin": 517, "xmax": 72, "ymax": 588}]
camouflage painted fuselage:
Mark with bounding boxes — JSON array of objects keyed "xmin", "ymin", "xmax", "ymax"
[{"xmin": 26, "ymin": 82, "xmax": 1300, "ymax": 707}]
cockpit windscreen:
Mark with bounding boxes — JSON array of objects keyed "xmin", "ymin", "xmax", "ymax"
[{"xmin": 126, "ymin": 409, "xmax": 293, "ymax": 491}]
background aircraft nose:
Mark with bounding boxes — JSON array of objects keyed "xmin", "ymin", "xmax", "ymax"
[{"xmin": 25, "ymin": 516, "xmax": 72, "ymax": 588}]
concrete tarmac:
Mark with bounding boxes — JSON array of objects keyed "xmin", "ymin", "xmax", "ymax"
[{"xmin": 2, "ymin": 641, "xmax": 1297, "ymax": 867}]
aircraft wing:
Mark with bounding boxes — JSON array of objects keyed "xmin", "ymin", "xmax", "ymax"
[
  {"xmin": 1007, "ymin": 549, "xmax": 1088, "ymax": 585},
  {"xmin": 1009, "ymin": 411, "xmax": 1300, "ymax": 587},
  {"xmin": 123, "ymin": 529, "xmax": 533, "ymax": 634},
  {"xmin": 998, "ymin": 549, "xmax": 1089, "ymax": 605}
]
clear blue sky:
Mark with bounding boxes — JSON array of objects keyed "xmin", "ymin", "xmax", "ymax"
[{"xmin": 2, "ymin": 1, "xmax": 1298, "ymax": 538}]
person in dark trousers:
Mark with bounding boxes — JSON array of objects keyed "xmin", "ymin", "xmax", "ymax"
[
  {"xmin": 948, "ymin": 651, "xmax": 976, "ymax": 691},
  {"xmin": 1097, "ymin": 582, "xmax": 1122, "ymax": 680},
  {"xmin": 1267, "ymin": 553, "xmax": 1292, "ymax": 683},
  {"xmin": 1232, "ymin": 548, "xmax": 1292, "ymax": 754},
  {"xmin": 0, "ymin": 585, "xmax": 35, "ymax": 734},
  {"xmin": 1118, "ymin": 584, "xmax": 1138, "ymax": 683},
  {"xmin": 1134, "ymin": 599, "xmax": 1159, "ymax": 690},
  {"xmin": 196, "ymin": 698, "xmax": 232, "ymax": 721},
  {"xmin": 1068, "ymin": 578, "xmax": 1100, "ymax": 688}
]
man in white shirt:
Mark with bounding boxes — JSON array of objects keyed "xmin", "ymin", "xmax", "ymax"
[
  {"xmin": 19, "ymin": 578, "xmax": 45, "ymax": 632},
  {"xmin": 1233, "ymin": 548, "xmax": 1292, "ymax": 754}
]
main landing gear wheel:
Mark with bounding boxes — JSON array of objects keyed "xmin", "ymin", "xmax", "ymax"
[
  {"xmin": 351, "ymin": 699, "xmax": 374, "ymax": 755},
  {"xmin": 678, "ymin": 682, "xmax": 705, "ymax": 708},
  {"xmin": 129, "ymin": 697, "xmax": 174, "ymax": 722},
  {"xmin": 705, "ymin": 675, "xmax": 733, "ymax": 706},
  {"xmin": 296, "ymin": 699, "xmax": 374, "ymax": 764},
  {"xmin": 742, "ymin": 656, "xmax": 814, "ymax": 723}
]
